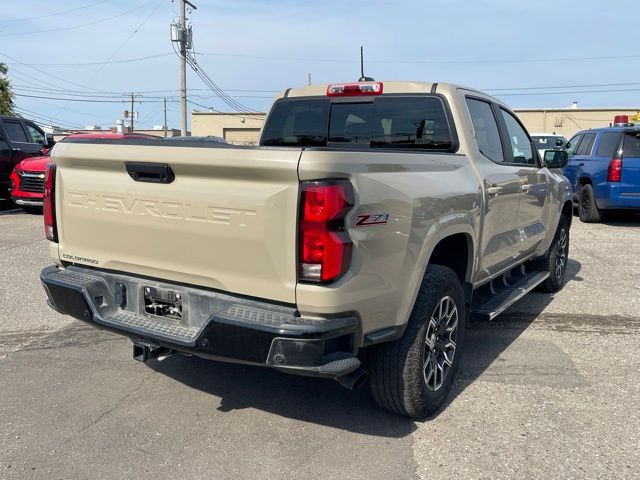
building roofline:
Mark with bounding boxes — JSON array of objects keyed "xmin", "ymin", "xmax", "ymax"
[
  {"xmin": 191, "ymin": 111, "xmax": 267, "ymax": 116},
  {"xmin": 514, "ymin": 107, "xmax": 640, "ymax": 112}
]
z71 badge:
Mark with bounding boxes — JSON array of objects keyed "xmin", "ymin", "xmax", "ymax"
[{"xmin": 355, "ymin": 213, "xmax": 389, "ymax": 227}]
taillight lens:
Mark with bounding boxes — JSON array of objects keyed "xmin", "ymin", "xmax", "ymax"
[
  {"xmin": 299, "ymin": 181, "xmax": 354, "ymax": 283},
  {"xmin": 44, "ymin": 163, "xmax": 58, "ymax": 242},
  {"xmin": 607, "ymin": 157, "xmax": 622, "ymax": 182}
]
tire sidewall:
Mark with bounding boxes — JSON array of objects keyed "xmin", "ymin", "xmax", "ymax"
[
  {"xmin": 405, "ymin": 268, "xmax": 466, "ymax": 418},
  {"xmin": 579, "ymin": 184, "xmax": 601, "ymax": 222},
  {"xmin": 546, "ymin": 216, "xmax": 570, "ymax": 291}
]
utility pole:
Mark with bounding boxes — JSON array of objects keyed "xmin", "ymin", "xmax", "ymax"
[
  {"xmin": 178, "ymin": 0, "xmax": 196, "ymax": 136},
  {"xmin": 124, "ymin": 92, "xmax": 141, "ymax": 132},
  {"xmin": 163, "ymin": 98, "xmax": 168, "ymax": 137}
]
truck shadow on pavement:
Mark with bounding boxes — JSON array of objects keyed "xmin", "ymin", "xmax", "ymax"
[
  {"xmin": 149, "ymin": 353, "xmax": 417, "ymax": 437},
  {"xmin": 435, "ymin": 257, "xmax": 583, "ymax": 417},
  {"xmin": 149, "ymin": 258, "xmax": 582, "ymax": 431}
]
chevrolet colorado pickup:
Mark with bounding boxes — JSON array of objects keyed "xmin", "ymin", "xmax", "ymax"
[{"xmin": 40, "ymin": 81, "xmax": 573, "ymax": 418}]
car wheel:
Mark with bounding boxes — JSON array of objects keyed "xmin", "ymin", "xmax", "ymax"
[
  {"xmin": 368, "ymin": 265, "xmax": 465, "ymax": 419},
  {"xmin": 535, "ymin": 215, "xmax": 570, "ymax": 293},
  {"xmin": 22, "ymin": 206, "xmax": 43, "ymax": 215},
  {"xmin": 578, "ymin": 184, "xmax": 603, "ymax": 223}
]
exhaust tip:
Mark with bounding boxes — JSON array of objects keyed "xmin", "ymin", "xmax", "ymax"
[{"xmin": 336, "ymin": 368, "xmax": 368, "ymax": 390}]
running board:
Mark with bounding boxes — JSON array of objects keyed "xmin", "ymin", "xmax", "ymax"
[{"xmin": 471, "ymin": 271, "xmax": 549, "ymax": 321}]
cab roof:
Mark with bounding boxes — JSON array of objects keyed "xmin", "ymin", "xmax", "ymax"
[{"xmin": 275, "ymin": 81, "xmax": 505, "ymax": 106}]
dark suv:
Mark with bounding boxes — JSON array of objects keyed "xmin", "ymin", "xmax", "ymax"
[
  {"xmin": 563, "ymin": 126, "xmax": 640, "ymax": 222},
  {"xmin": 0, "ymin": 116, "xmax": 52, "ymax": 200}
]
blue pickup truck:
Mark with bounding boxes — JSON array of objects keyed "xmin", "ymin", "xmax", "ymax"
[{"xmin": 563, "ymin": 126, "xmax": 640, "ymax": 222}]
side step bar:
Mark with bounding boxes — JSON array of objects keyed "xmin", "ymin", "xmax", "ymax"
[{"xmin": 471, "ymin": 271, "xmax": 549, "ymax": 321}]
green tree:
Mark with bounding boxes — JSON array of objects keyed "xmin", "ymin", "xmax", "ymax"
[{"xmin": 0, "ymin": 62, "xmax": 15, "ymax": 116}]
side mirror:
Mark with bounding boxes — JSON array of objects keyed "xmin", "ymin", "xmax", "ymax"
[
  {"xmin": 46, "ymin": 133, "xmax": 56, "ymax": 149},
  {"xmin": 544, "ymin": 149, "xmax": 568, "ymax": 168}
]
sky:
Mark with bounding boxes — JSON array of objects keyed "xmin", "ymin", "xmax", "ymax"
[{"xmin": 0, "ymin": 0, "xmax": 638, "ymax": 131}]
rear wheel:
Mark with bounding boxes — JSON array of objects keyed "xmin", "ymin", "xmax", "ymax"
[
  {"xmin": 368, "ymin": 265, "xmax": 466, "ymax": 419},
  {"xmin": 578, "ymin": 184, "xmax": 603, "ymax": 223}
]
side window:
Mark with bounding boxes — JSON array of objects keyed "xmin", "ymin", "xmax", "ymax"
[
  {"xmin": 25, "ymin": 123, "xmax": 46, "ymax": 145},
  {"xmin": 567, "ymin": 134, "xmax": 583, "ymax": 157},
  {"xmin": 596, "ymin": 132, "xmax": 622, "ymax": 157},
  {"xmin": 4, "ymin": 121, "xmax": 29, "ymax": 143},
  {"xmin": 465, "ymin": 98, "xmax": 504, "ymax": 163},
  {"xmin": 576, "ymin": 133, "xmax": 596, "ymax": 156},
  {"xmin": 500, "ymin": 109, "xmax": 534, "ymax": 165}
]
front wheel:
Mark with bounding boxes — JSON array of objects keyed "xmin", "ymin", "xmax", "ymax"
[
  {"xmin": 368, "ymin": 265, "xmax": 466, "ymax": 419},
  {"xmin": 535, "ymin": 215, "xmax": 570, "ymax": 293}
]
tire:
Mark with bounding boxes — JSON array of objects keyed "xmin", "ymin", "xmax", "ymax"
[
  {"xmin": 535, "ymin": 215, "xmax": 570, "ymax": 293},
  {"xmin": 22, "ymin": 206, "xmax": 43, "ymax": 215},
  {"xmin": 578, "ymin": 184, "xmax": 603, "ymax": 223},
  {"xmin": 368, "ymin": 265, "xmax": 466, "ymax": 419}
]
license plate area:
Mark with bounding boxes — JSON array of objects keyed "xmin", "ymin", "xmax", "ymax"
[{"xmin": 143, "ymin": 286, "xmax": 185, "ymax": 321}]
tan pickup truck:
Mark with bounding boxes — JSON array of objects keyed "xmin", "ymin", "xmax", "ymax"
[{"xmin": 40, "ymin": 81, "xmax": 573, "ymax": 418}]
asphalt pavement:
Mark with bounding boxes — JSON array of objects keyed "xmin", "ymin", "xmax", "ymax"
[{"xmin": 1, "ymin": 201, "xmax": 639, "ymax": 480}]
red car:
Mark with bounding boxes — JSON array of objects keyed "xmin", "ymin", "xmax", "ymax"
[{"xmin": 9, "ymin": 132, "xmax": 156, "ymax": 210}]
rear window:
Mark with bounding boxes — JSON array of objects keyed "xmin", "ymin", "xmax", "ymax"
[
  {"xmin": 260, "ymin": 95, "xmax": 455, "ymax": 151},
  {"xmin": 596, "ymin": 132, "xmax": 621, "ymax": 157},
  {"xmin": 623, "ymin": 132, "xmax": 640, "ymax": 157}
]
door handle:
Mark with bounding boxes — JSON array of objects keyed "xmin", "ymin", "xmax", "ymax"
[
  {"xmin": 521, "ymin": 184, "xmax": 532, "ymax": 193},
  {"xmin": 487, "ymin": 186, "xmax": 503, "ymax": 196},
  {"xmin": 126, "ymin": 162, "xmax": 175, "ymax": 184},
  {"xmin": 578, "ymin": 163, "xmax": 584, "ymax": 167}
]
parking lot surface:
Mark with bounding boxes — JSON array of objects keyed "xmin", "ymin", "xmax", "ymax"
[{"xmin": 1, "ymin": 201, "xmax": 639, "ymax": 479}]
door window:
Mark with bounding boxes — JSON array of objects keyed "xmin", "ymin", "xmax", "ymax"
[
  {"xmin": 576, "ymin": 133, "xmax": 596, "ymax": 156},
  {"xmin": 500, "ymin": 110, "xmax": 534, "ymax": 165},
  {"xmin": 466, "ymin": 98, "xmax": 504, "ymax": 163},
  {"xmin": 3, "ymin": 121, "xmax": 29, "ymax": 143},
  {"xmin": 25, "ymin": 123, "xmax": 46, "ymax": 145},
  {"xmin": 567, "ymin": 134, "xmax": 583, "ymax": 157}
]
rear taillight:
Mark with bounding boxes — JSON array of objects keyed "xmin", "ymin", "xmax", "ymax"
[
  {"xmin": 44, "ymin": 163, "xmax": 58, "ymax": 242},
  {"xmin": 326, "ymin": 81, "xmax": 383, "ymax": 97},
  {"xmin": 298, "ymin": 181, "xmax": 354, "ymax": 283},
  {"xmin": 607, "ymin": 157, "xmax": 622, "ymax": 182}
]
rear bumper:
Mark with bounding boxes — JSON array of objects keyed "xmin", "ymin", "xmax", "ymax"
[
  {"xmin": 41, "ymin": 265, "xmax": 360, "ymax": 377},
  {"xmin": 594, "ymin": 183, "xmax": 640, "ymax": 209}
]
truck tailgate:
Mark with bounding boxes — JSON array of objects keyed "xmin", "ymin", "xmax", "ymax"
[{"xmin": 51, "ymin": 142, "xmax": 301, "ymax": 303}]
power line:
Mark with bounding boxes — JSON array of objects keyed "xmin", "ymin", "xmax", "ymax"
[
  {"xmin": 494, "ymin": 88, "xmax": 640, "ymax": 97},
  {"xmin": 11, "ymin": 83, "xmax": 278, "ymax": 96},
  {"xmin": 180, "ymin": 45, "xmax": 263, "ymax": 117},
  {"xmin": 14, "ymin": 93, "xmax": 173, "ymax": 103},
  {"xmin": 193, "ymin": 51, "xmax": 640, "ymax": 65},
  {"xmin": 0, "ymin": 0, "xmax": 111, "ymax": 23},
  {"xmin": 4, "ymin": 53, "xmax": 174, "ymax": 68},
  {"xmin": 0, "ymin": 0, "xmax": 160, "ymax": 36},
  {"xmin": 486, "ymin": 82, "xmax": 640, "ymax": 92},
  {"xmin": 0, "ymin": 52, "xmax": 108, "ymax": 93},
  {"xmin": 13, "ymin": 107, "xmax": 85, "ymax": 130}
]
